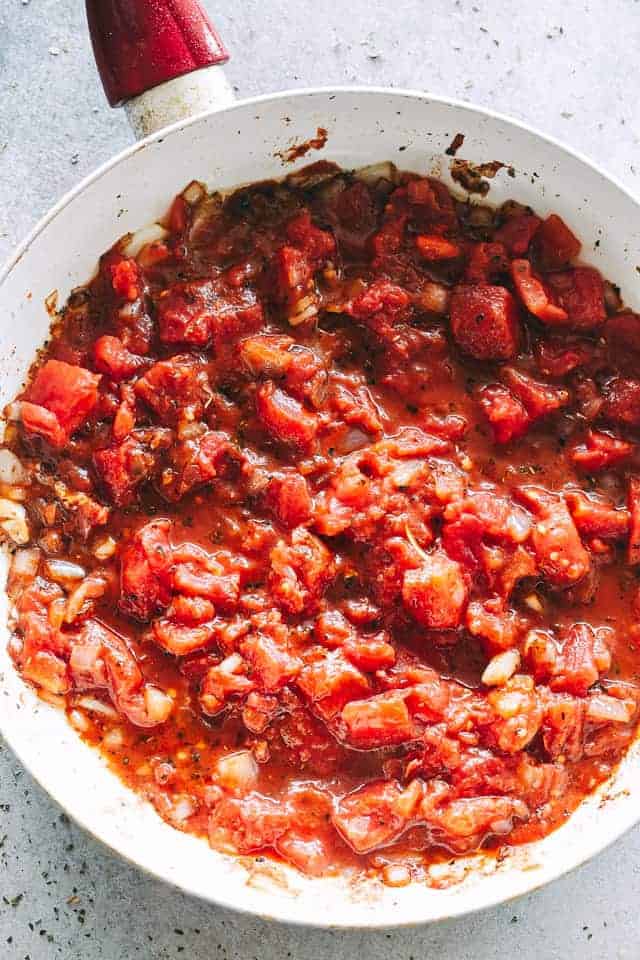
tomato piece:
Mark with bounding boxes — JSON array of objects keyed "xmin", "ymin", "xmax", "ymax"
[
  {"xmin": 134, "ymin": 355, "xmax": 211, "ymax": 424},
  {"xmin": 534, "ymin": 213, "xmax": 581, "ymax": 269},
  {"xmin": 415, "ymin": 234, "xmax": 461, "ymax": 260},
  {"xmin": 93, "ymin": 335, "xmax": 144, "ymax": 381},
  {"xmin": 449, "ymin": 283, "xmax": 520, "ymax": 360},
  {"xmin": 265, "ymin": 473, "xmax": 313, "ymax": 528},
  {"xmin": 477, "ymin": 383, "xmax": 530, "ymax": 444},
  {"xmin": 501, "ymin": 366, "xmax": 569, "ymax": 421},
  {"xmin": 510, "ymin": 259, "xmax": 568, "ymax": 323},
  {"xmin": 464, "ymin": 242, "xmax": 509, "ymax": 282},
  {"xmin": 342, "ymin": 692, "xmax": 416, "ymax": 748},
  {"xmin": 565, "ymin": 490, "xmax": 629, "ymax": 540},
  {"xmin": 545, "ymin": 267, "xmax": 606, "ymax": 330},
  {"xmin": 256, "ymin": 381, "xmax": 318, "ymax": 450},
  {"xmin": 332, "ymin": 780, "xmax": 421, "ymax": 854},
  {"xmin": 349, "ymin": 280, "xmax": 412, "ymax": 325},
  {"xmin": 296, "ymin": 651, "xmax": 370, "ymax": 721},
  {"xmin": 627, "ymin": 477, "xmax": 640, "ymax": 565},
  {"xmin": 571, "ymin": 429, "xmax": 634, "ymax": 471},
  {"xmin": 518, "ymin": 486, "xmax": 590, "ymax": 588},
  {"xmin": 285, "ymin": 210, "xmax": 336, "ymax": 262},
  {"xmin": 110, "ymin": 259, "xmax": 140, "ymax": 301},
  {"xmin": 602, "ymin": 377, "xmax": 640, "ymax": 427},
  {"xmin": 119, "ymin": 519, "xmax": 173, "ymax": 621},
  {"xmin": 494, "ymin": 213, "xmax": 541, "ymax": 255},
  {"xmin": 24, "ymin": 359, "xmax": 100, "ymax": 446},
  {"xmin": 402, "ymin": 550, "xmax": 468, "ymax": 629}
]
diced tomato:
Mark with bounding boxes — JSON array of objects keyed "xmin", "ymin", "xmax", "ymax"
[
  {"xmin": 285, "ymin": 210, "xmax": 336, "ymax": 263},
  {"xmin": 343, "ymin": 632, "xmax": 397, "ymax": 672},
  {"xmin": 627, "ymin": 477, "xmax": 640, "ymax": 565},
  {"xmin": 605, "ymin": 311, "xmax": 640, "ymax": 356},
  {"xmin": 332, "ymin": 780, "xmax": 421, "ymax": 854},
  {"xmin": 464, "ymin": 242, "xmax": 509, "ymax": 282},
  {"xmin": 93, "ymin": 431, "xmax": 161, "ymax": 506},
  {"xmin": 545, "ymin": 267, "xmax": 606, "ymax": 330},
  {"xmin": 274, "ymin": 244, "xmax": 313, "ymax": 304},
  {"xmin": 602, "ymin": 377, "xmax": 640, "ymax": 427},
  {"xmin": 119, "ymin": 519, "xmax": 172, "ymax": 621},
  {"xmin": 256, "ymin": 381, "xmax": 318, "ymax": 450},
  {"xmin": 518, "ymin": 486, "xmax": 590, "ymax": 588},
  {"xmin": 296, "ymin": 651, "xmax": 370, "ymax": 721},
  {"xmin": 449, "ymin": 283, "xmax": 520, "ymax": 360},
  {"xmin": 510, "ymin": 259, "xmax": 568, "ymax": 323},
  {"xmin": 502, "ymin": 366, "xmax": 569, "ymax": 421},
  {"xmin": 565, "ymin": 490, "xmax": 629, "ymax": 540},
  {"xmin": 110, "ymin": 259, "xmax": 140, "ymax": 301},
  {"xmin": 342, "ymin": 692, "xmax": 416, "ymax": 748},
  {"xmin": 402, "ymin": 550, "xmax": 468, "ymax": 629},
  {"xmin": 571, "ymin": 429, "xmax": 634, "ymax": 471},
  {"xmin": 535, "ymin": 338, "xmax": 595, "ymax": 377},
  {"xmin": 134, "ymin": 355, "xmax": 211, "ymax": 423},
  {"xmin": 153, "ymin": 619, "xmax": 216, "ymax": 656},
  {"xmin": 23, "ymin": 359, "xmax": 100, "ymax": 447},
  {"xmin": 241, "ymin": 629, "xmax": 301, "ymax": 692},
  {"xmin": 269, "ymin": 527, "xmax": 335, "ymax": 615},
  {"xmin": 157, "ymin": 280, "xmax": 262, "ymax": 346},
  {"xmin": 542, "ymin": 695, "xmax": 586, "ymax": 762},
  {"xmin": 265, "ymin": 473, "xmax": 313, "ymax": 528},
  {"xmin": 93, "ymin": 336, "xmax": 144, "ymax": 381},
  {"xmin": 208, "ymin": 794, "xmax": 289, "ymax": 854},
  {"xmin": 549, "ymin": 623, "xmax": 611, "ymax": 697},
  {"xmin": 477, "ymin": 383, "xmax": 530, "ymax": 444},
  {"xmin": 200, "ymin": 654, "xmax": 254, "ymax": 716},
  {"xmin": 534, "ymin": 213, "xmax": 581, "ymax": 269},
  {"xmin": 19, "ymin": 402, "xmax": 66, "ymax": 448},
  {"xmin": 415, "ymin": 234, "xmax": 461, "ymax": 261},
  {"xmin": 349, "ymin": 280, "xmax": 412, "ymax": 325},
  {"xmin": 494, "ymin": 213, "xmax": 541, "ymax": 255}
]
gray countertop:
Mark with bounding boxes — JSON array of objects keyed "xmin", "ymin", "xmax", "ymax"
[{"xmin": 1, "ymin": 0, "xmax": 640, "ymax": 956}]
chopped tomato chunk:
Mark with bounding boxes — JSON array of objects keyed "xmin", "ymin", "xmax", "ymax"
[
  {"xmin": 534, "ymin": 213, "xmax": 581, "ymax": 269},
  {"xmin": 23, "ymin": 359, "xmax": 100, "ymax": 447},
  {"xmin": 449, "ymin": 283, "xmax": 520, "ymax": 360},
  {"xmin": 510, "ymin": 259, "xmax": 568, "ymax": 323}
]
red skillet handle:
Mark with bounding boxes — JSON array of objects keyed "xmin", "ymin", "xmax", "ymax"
[{"xmin": 86, "ymin": 0, "xmax": 230, "ymax": 107}]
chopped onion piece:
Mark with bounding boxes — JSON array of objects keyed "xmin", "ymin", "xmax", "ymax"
[
  {"xmin": 0, "ymin": 498, "xmax": 29, "ymax": 544},
  {"xmin": 214, "ymin": 750, "xmax": 259, "ymax": 795},
  {"xmin": 0, "ymin": 449, "xmax": 27, "ymax": 485},
  {"xmin": 123, "ymin": 222, "xmax": 168, "ymax": 258},
  {"xmin": 10, "ymin": 547, "xmax": 40, "ymax": 580},
  {"xmin": 586, "ymin": 694, "xmax": 634, "ymax": 724},
  {"xmin": 143, "ymin": 685, "xmax": 173, "ymax": 723},
  {"xmin": 76, "ymin": 696, "xmax": 118, "ymax": 718},
  {"xmin": 355, "ymin": 161, "xmax": 398, "ymax": 186},
  {"xmin": 182, "ymin": 180, "xmax": 206, "ymax": 205},
  {"xmin": 102, "ymin": 727, "xmax": 124, "ymax": 748},
  {"xmin": 482, "ymin": 649, "xmax": 521, "ymax": 687},
  {"xmin": 45, "ymin": 559, "xmax": 86, "ymax": 585}
]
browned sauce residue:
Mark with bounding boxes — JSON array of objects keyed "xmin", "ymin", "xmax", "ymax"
[{"xmin": 278, "ymin": 127, "xmax": 329, "ymax": 164}]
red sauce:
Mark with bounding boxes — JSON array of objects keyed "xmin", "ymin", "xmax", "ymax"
[{"xmin": 3, "ymin": 165, "xmax": 640, "ymax": 885}]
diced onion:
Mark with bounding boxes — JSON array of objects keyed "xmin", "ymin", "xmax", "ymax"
[
  {"xmin": 102, "ymin": 727, "xmax": 124, "ymax": 749},
  {"xmin": 182, "ymin": 180, "xmax": 206, "ymax": 205},
  {"xmin": 482, "ymin": 649, "xmax": 521, "ymax": 687},
  {"xmin": 69, "ymin": 709, "xmax": 90, "ymax": 733},
  {"xmin": 170, "ymin": 795, "xmax": 196, "ymax": 824},
  {"xmin": 214, "ymin": 750, "xmax": 259, "ymax": 795},
  {"xmin": 10, "ymin": 547, "xmax": 40, "ymax": 580},
  {"xmin": 0, "ymin": 498, "xmax": 29, "ymax": 544},
  {"xmin": 586, "ymin": 694, "xmax": 634, "ymax": 724},
  {"xmin": 45, "ymin": 559, "xmax": 86, "ymax": 585},
  {"xmin": 143, "ymin": 685, "xmax": 173, "ymax": 723},
  {"xmin": 382, "ymin": 864, "xmax": 412, "ymax": 887},
  {"xmin": 77, "ymin": 696, "xmax": 118, "ymax": 718},
  {"xmin": 355, "ymin": 161, "xmax": 398, "ymax": 186},
  {"xmin": 0, "ymin": 449, "xmax": 27, "ymax": 485},
  {"xmin": 123, "ymin": 222, "xmax": 168, "ymax": 258}
]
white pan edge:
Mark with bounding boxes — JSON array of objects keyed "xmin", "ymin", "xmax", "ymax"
[{"xmin": 1, "ymin": 86, "xmax": 640, "ymax": 927}]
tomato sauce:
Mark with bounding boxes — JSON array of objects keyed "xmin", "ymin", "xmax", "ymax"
[{"xmin": 3, "ymin": 163, "xmax": 640, "ymax": 885}]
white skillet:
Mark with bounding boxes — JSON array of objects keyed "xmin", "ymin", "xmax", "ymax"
[{"xmin": 1, "ymin": 0, "xmax": 640, "ymax": 928}]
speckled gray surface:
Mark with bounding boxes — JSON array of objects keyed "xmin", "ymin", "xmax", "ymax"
[{"xmin": 2, "ymin": 0, "xmax": 640, "ymax": 956}]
